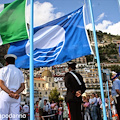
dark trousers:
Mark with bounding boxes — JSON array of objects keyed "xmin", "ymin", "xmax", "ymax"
[
  {"xmin": 96, "ymin": 106, "xmax": 102, "ymax": 120},
  {"xmin": 43, "ymin": 111, "xmax": 48, "ymax": 120},
  {"xmin": 67, "ymin": 102, "xmax": 82, "ymax": 120},
  {"xmin": 115, "ymin": 96, "xmax": 120, "ymax": 119}
]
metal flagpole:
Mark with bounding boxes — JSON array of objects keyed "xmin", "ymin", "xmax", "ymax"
[
  {"xmin": 88, "ymin": 0, "xmax": 107, "ymax": 120},
  {"xmin": 103, "ymin": 69, "xmax": 112, "ymax": 120},
  {"xmin": 106, "ymin": 69, "xmax": 112, "ymax": 120},
  {"xmin": 30, "ymin": 0, "xmax": 34, "ymax": 119}
]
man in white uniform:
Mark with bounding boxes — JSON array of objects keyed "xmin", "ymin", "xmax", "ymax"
[
  {"xmin": 0, "ymin": 54, "xmax": 25, "ymax": 120},
  {"xmin": 22, "ymin": 103, "xmax": 29, "ymax": 120}
]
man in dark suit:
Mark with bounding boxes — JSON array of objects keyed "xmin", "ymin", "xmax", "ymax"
[{"xmin": 64, "ymin": 62, "xmax": 86, "ymax": 120}]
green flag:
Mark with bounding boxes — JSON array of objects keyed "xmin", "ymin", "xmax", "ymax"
[{"xmin": 0, "ymin": 0, "xmax": 28, "ymax": 45}]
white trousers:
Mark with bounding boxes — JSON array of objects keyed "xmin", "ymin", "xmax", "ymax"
[{"xmin": 0, "ymin": 91, "xmax": 20, "ymax": 120}]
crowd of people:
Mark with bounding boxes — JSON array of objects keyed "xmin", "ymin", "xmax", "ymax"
[
  {"xmin": 20, "ymin": 92, "xmax": 119, "ymax": 120},
  {"xmin": 0, "ymin": 54, "xmax": 120, "ymax": 120},
  {"xmin": 81, "ymin": 93, "xmax": 119, "ymax": 120},
  {"xmin": 31, "ymin": 93, "xmax": 119, "ymax": 120},
  {"xmin": 33, "ymin": 99, "xmax": 68, "ymax": 120}
]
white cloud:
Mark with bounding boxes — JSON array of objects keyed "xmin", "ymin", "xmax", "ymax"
[
  {"xmin": 96, "ymin": 20, "xmax": 112, "ymax": 30},
  {"xmin": 95, "ymin": 13, "xmax": 105, "ymax": 22},
  {"xmin": 86, "ymin": 20, "xmax": 120, "ymax": 35},
  {"xmin": 26, "ymin": 1, "xmax": 64, "ymax": 27}
]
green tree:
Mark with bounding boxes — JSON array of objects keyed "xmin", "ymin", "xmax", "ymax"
[
  {"xmin": 58, "ymin": 97, "xmax": 64, "ymax": 101},
  {"xmin": 96, "ymin": 31, "xmax": 103, "ymax": 42},
  {"xmin": 110, "ymin": 65, "xmax": 120, "ymax": 73},
  {"xmin": 49, "ymin": 88, "xmax": 60, "ymax": 103},
  {"xmin": 85, "ymin": 55, "xmax": 94, "ymax": 63}
]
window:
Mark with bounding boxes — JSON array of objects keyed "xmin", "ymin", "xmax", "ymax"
[
  {"xmin": 42, "ymin": 84, "xmax": 44, "ymax": 87},
  {"xmin": 90, "ymin": 79, "xmax": 93, "ymax": 83},
  {"xmin": 49, "ymin": 78, "xmax": 51, "ymax": 82},
  {"xmin": 86, "ymin": 79, "xmax": 89, "ymax": 83},
  {"xmin": 38, "ymin": 83, "xmax": 40, "ymax": 87},
  {"xmin": 34, "ymin": 83, "xmax": 36, "ymax": 87},
  {"xmin": 52, "ymin": 83, "xmax": 54, "ymax": 87},
  {"xmin": 60, "ymin": 83, "xmax": 62, "ymax": 87},
  {"xmin": 45, "ymin": 92, "xmax": 47, "ymax": 95},
  {"xmin": 95, "ymin": 79, "xmax": 97, "ymax": 83}
]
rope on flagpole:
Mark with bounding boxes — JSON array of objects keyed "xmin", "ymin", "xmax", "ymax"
[{"xmin": 83, "ymin": 0, "xmax": 96, "ymax": 59}]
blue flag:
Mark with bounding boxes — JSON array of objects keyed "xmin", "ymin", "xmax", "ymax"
[{"xmin": 8, "ymin": 6, "xmax": 93, "ymax": 68}]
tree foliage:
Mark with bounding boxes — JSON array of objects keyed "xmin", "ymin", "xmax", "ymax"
[
  {"xmin": 98, "ymin": 43, "xmax": 118, "ymax": 62},
  {"xmin": 49, "ymin": 88, "xmax": 60, "ymax": 103},
  {"xmin": 110, "ymin": 65, "xmax": 120, "ymax": 73}
]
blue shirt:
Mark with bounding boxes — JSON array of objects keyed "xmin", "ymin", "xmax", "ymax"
[
  {"xmin": 91, "ymin": 97, "xmax": 97, "ymax": 106},
  {"xmin": 111, "ymin": 79, "xmax": 120, "ymax": 96}
]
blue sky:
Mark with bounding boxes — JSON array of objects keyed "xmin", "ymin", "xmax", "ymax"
[
  {"xmin": 0, "ymin": 0, "xmax": 119, "ymax": 35},
  {"xmin": 37, "ymin": 0, "xmax": 120, "ymax": 23},
  {"xmin": 27, "ymin": 0, "xmax": 120, "ymax": 35}
]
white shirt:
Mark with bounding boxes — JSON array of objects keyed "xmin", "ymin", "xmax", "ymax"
[
  {"xmin": 89, "ymin": 98, "xmax": 92, "ymax": 104},
  {"xmin": 100, "ymin": 103, "xmax": 108, "ymax": 109},
  {"xmin": 23, "ymin": 104, "xmax": 29, "ymax": 113},
  {"xmin": 96, "ymin": 97, "xmax": 101, "ymax": 104},
  {"xmin": 43, "ymin": 104, "xmax": 49, "ymax": 112},
  {"xmin": 0, "ymin": 64, "xmax": 24, "ymax": 91}
]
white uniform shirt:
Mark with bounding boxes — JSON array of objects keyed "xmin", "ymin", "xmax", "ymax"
[
  {"xmin": 23, "ymin": 104, "xmax": 29, "ymax": 113},
  {"xmin": 0, "ymin": 64, "xmax": 24, "ymax": 91}
]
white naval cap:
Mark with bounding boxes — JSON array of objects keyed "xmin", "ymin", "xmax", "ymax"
[{"xmin": 4, "ymin": 54, "xmax": 17, "ymax": 60}]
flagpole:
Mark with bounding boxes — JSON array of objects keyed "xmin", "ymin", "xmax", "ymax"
[
  {"xmin": 30, "ymin": 0, "xmax": 34, "ymax": 119},
  {"xmin": 88, "ymin": 0, "xmax": 107, "ymax": 120},
  {"xmin": 106, "ymin": 70, "xmax": 112, "ymax": 120},
  {"xmin": 118, "ymin": 0, "xmax": 120, "ymax": 7}
]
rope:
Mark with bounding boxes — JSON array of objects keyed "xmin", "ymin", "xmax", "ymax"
[{"xmin": 27, "ymin": 112, "xmax": 59, "ymax": 118}]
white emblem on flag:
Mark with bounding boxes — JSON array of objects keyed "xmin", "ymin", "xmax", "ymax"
[{"xmin": 25, "ymin": 25, "xmax": 65, "ymax": 62}]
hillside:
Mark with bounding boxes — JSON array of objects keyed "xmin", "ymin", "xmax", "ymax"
[{"xmin": 88, "ymin": 30, "xmax": 120, "ymax": 43}]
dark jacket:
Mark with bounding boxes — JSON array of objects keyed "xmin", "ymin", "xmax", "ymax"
[{"xmin": 65, "ymin": 70, "xmax": 86, "ymax": 102}]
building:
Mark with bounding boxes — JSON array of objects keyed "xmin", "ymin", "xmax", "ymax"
[
  {"xmin": 21, "ymin": 56, "xmax": 113, "ymax": 102},
  {"xmin": 22, "ymin": 69, "xmax": 63, "ymax": 103},
  {"xmin": 52, "ymin": 60, "xmax": 112, "ymax": 96}
]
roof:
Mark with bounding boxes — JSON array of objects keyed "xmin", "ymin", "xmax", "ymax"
[{"xmin": 41, "ymin": 70, "xmax": 52, "ymax": 77}]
